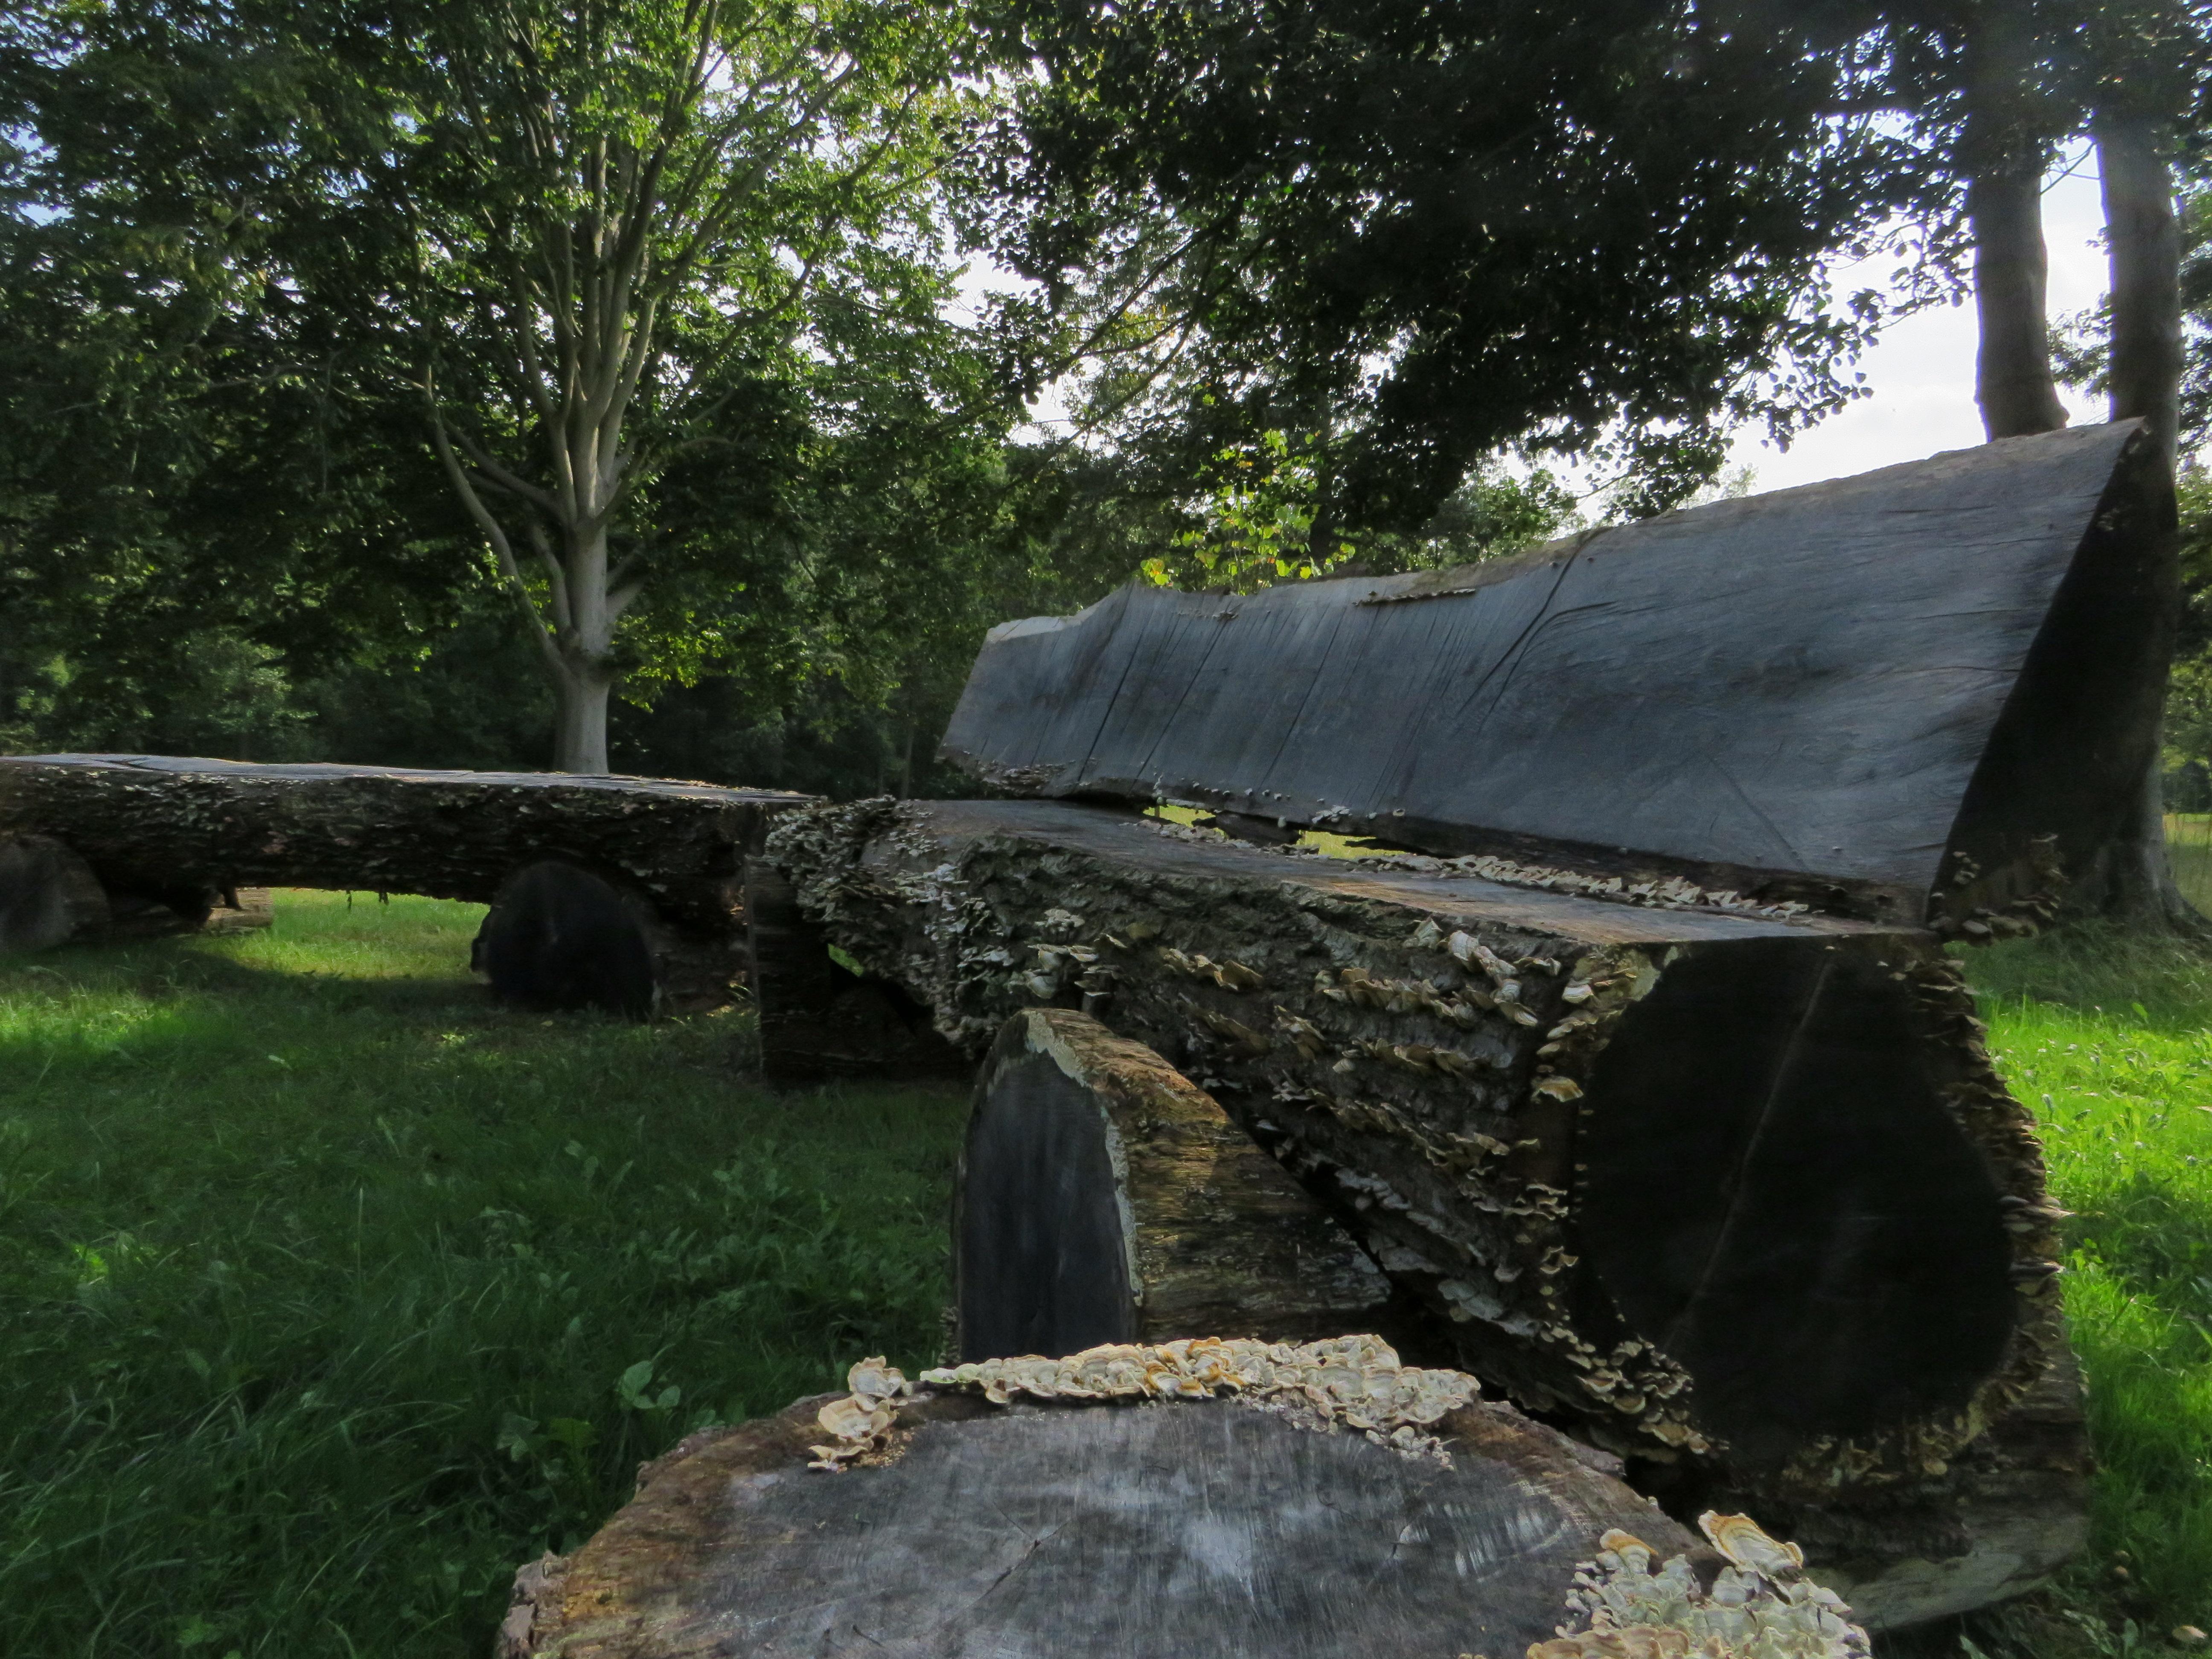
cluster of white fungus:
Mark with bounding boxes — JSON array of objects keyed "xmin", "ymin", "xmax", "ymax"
[
  {"xmin": 1513, "ymin": 1512, "xmax": 1868, "ymax": 1659},
  {"xmin": 806, "ymin": 1336, "xmax": 1480, "ymax": 1470}
]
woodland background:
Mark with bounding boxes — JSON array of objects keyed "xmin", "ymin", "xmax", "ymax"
[{"xmin": 4, "ymin": 0, "xmax": 2210, "ymax": 804}]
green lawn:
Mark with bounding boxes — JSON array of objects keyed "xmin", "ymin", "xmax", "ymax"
[
  {"xmin": 0, "ymin": 891, "xmax": 967, "ymax": 1658},
  {"xmin": 1968, "ymin": 926, "xmax": 2212, "ymax": 1657}
]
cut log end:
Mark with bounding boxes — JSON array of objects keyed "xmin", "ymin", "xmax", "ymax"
[
  {"xmin": 1578, "ymin": 940, "xmax": 2016, "ymax": 1464},
  {"xmin": 957, "ymin": 1009, "xmax": 1390, "ymax": 1361},
  {"xmin": 473, "ymin": 862, "xmax": 657, "ymax": 1020},
  {"xmin": 503, "ymin": 1368, "xmax": 1767, "ymax": 1659}
]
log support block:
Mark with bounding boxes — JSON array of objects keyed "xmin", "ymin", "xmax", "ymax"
[
  {"xmin": 0, "ymin": 835, "xmax": 110, "ymax": 952},
  {"xmin": 745, "ymin": 858, "xmax": 967, "ymax": 1083},
  {"xmin": 958, "ymin": 1007, "xmax": 1389, "ymax": 1359}
]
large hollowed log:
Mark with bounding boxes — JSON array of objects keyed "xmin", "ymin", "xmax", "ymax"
[
  {"xmin": 943, "ymin": 423, "xmax": 2173, "ymax": 930},
  {"xmin": 958, "ymin": 1007, "xmax": 1389, "ymax": 1360},
  {"xmin": 0, "ymin": 755, "xmax": 814, "ymax": 1005},
  {"xmin": 761, "ymin": 797, "xmax": 2084, "ymax": 1624},
  {"xmin": 0, "ymin": 835, "xmax": 110, "ymax": 952},
  {"xmin": 497, "ymin": 1362, "xmax": 1764, "ymax": 1659}
]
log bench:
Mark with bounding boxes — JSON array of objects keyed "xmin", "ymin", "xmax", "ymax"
[
  {"xmin": 0, "ymin": 754, "xmax": 814, "ymax": 1007},
  {"xmin": 749, "ymin": 425, "xmax": 2168, "ymax": 1630}
]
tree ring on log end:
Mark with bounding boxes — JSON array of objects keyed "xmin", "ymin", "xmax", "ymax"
[{"xmin": 1577, "ymin": 941, "xmax": 2014, "ymax": 1464}]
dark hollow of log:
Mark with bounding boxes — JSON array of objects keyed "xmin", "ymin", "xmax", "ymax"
[
  {"xmin": 1576, "ymin": 941, "xmax": 2016, "ymax": 1464},
  {"xmin": 744, "ymin": 857, "xmax": 969, "ymax": 1083},
  {"xmin": 472, "ymin": 862, "xmax": 658, "ymax": 1020},
  {"xmin": 957, "ymin": 1008, "xmax": 1389, "ymax": 1362}
]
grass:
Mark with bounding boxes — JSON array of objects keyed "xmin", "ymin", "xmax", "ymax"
[
  {"xmin": 0, "ymin": 890, "xmax": 968, "ymax": 1658},
  {"xmin": 1963, "ymin": 926, "xmax": 2212, "ymax": 1657}
]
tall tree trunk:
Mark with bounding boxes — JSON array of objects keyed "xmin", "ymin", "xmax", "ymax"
[
  {"xmin": 2099, "ymin": 115, "xmax": 2183, "ymax": 463},
  {"xmin": 552, "ymin": 664, "xmax": 614, "ymax": 775},
  {"xmin": 547, "ymin": 517, "xmax": 623, "ymax": 775},
  {"xmin": 1969, "ymin": 163, "xmax": 2070, "ymax": 437},
  {"xmin": 2089, "ymin": 114, "xmax": 2197, "ymax": 928},
  {"xmin": 1964, "ymin": 5, "xmax": 2068, "ymax": 440}
]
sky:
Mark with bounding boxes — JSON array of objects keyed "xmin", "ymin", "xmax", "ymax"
[{"xmin": 1726, "ymin": 146, "xmax": 2112, "ymax": 492}]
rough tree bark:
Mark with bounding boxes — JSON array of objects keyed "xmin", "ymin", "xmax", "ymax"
[{"xmin": 1965, "ymin": 9, "xmax": 2070, "ymax": 439}]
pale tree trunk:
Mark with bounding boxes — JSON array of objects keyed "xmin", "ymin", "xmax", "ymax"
[
  {"xmin": 1964, "ymin": 3, "xmax": 2068, "ymax": 440},
  {"xmin": 2087, "ymin": 114, "xmax": 2197, "ymax": 928},
  {"xmin": 1970, "ymin": 162, "xmax": 2071, "ymax": 437}
]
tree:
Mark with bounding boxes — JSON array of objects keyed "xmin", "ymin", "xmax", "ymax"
[
  {"xmin": 981, "ymin": 0, "xmax": 1944, "ymax": 532},
  {"xmin": 377, "ymin": 0, "xmax": 987, "ymax": 772},
  {"xmin": 2, "ymin": 0, "xmax": 1050, "ymax": 777}
]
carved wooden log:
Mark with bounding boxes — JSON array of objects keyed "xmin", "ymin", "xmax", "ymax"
[
  {"xmin": 760, "ymin": 796, "xmax": 2085, "ymax": 1626},
  {"xmin": 0, "ymin": 755, "xmax": 813, "ymax": 1004},
  {"xmin": 496, "ymin": 1370, "xmax": 1736, "ymax": 1659},
  {"xmin": 0, "ymin": 835, "xmax": 110, "ymax": 952},
  {"xmin": 959, "ymin": 1007, "xmax": 1390, "ymax": 1359},
  {"xmin": 943, "ymin": 423, "xmax": 2174, "ymax": 932}
]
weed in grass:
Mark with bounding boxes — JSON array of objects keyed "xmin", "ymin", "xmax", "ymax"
[{"xmin": 0, "ymin": 890, "xmax": 967, "ymax": 1658}]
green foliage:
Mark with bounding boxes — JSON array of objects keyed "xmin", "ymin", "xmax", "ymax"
[
  {"xmin": 984, "ymin": 0, "xmax": 1941, "ymax": 526},
  {"xmin": 1136, "ymin": 428, "xmax": 1579, "ymax": 594},
  {"xmin": 0, "ymin": 891, "xmax": 966, "ymax": 1656}
]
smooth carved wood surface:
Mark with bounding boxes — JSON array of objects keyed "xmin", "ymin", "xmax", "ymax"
[
  {"xmin": 505, "ymin": 1387, "xmax": 1699, "ymax": 1659},
  {"xmin": 0, "ymin": 754, "xmax": 812, "ymax": 936},
  {"xmin": 942, "ymin": 424, "xmax": 2172, "ymax": 921},
  {"xmin": 958, "ymin": 1009, "xmax": 1389, "ymax": 1361},
  {"xmin": 760, "ymin": 797, "xmax": 2084, "ymax": 1621}
]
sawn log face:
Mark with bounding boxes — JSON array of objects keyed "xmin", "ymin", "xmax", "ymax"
[
  {"xmin": 501, "ymin": 1385, "xmax": 1704, "ymax": 1659},
  {"xmin": 761, "ymin": 798, "xmax": 2078, "ymax": 1591},
  {"xmin": 958, "ymin": 1008, "xmax": 1391, "ymax": 1361},
  {"xmin": 942, "ymin": 423, "xmax": 2173, "ymax": 926}
]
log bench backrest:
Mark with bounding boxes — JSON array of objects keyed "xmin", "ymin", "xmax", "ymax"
[{"xmin": 943, "ymin": 422, "xmax": 2173, "ymax": 922}]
